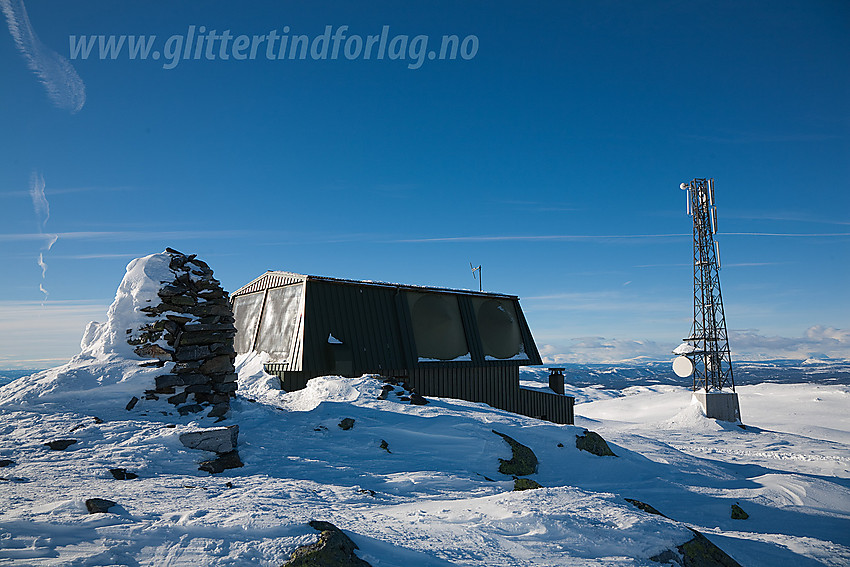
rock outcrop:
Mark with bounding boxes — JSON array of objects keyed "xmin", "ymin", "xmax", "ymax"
[
  {"xmin": 575, "ymin": 430, "xmax": 617, "ymax": 457},
  {"xmin": 625, "ymin": 498, "xmax": 742, "ymax": 567},
  {"xmin": 514, "ymin": 478, "xmax": 543, "ymax": 491},
  {"xmin": 44, "ymin": 439, "xmax": 77, "ymax": 451},
  {"xmin": 492, "ymin": 430, "xmax": 538, "ymax": 476},
  {"xmin": 85, "ymin": 498, "xmax": 117, "ymax": 514},
  {"xmin": 199, "ymin": 451, "xmax": 243, "ymax": 474},
  {"xmin": 283, "ymin": 520, "xmax": 371, "ymax": 567},
  {"xmin": 730, "ymin": 503, "xmax": 749, "ymax": 520},
  {"xmin": 108, "ymin": 468, "xmax": 138, "ymax": 480},
  {"xmin": 180, "ymin": 425, "xmax": 243, "ymax": 474},
  {"xmin": 179, "ymin": 425, "xmax": 239, "ymax": 453}
]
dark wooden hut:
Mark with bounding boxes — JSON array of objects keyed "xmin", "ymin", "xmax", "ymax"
[{"xmin": 231, "ymin": 271, "xmax": 573, "ymax": 424}]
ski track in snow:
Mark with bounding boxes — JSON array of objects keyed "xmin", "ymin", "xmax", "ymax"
[{"xmin": 0, "ymin": 336, "xmax": 848, "ymax": 565}]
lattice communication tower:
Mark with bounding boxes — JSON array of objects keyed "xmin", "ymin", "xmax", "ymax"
[{"xmin": 680, "ymin": 178, "xmax": 735, "ymax": 392}]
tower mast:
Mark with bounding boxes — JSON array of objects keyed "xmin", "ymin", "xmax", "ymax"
[
  {"xmin": 683, "ymin": 178, "xmax": 735, "ymax": 393},
  {"xmin": 674, "ymin": 178, "xmax": 741, "ymax": 422}
]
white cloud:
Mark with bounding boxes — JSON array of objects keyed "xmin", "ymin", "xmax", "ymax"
[
  {"xmin": 730, "ymin": 326, "xmax": 850, "ymax": 361},
  {"xmin": 1, "ymin": 0, "xmax": 85, "ymax": 112},
  {"xmin": 539, "ymin": 337, "xmax": 667, "ymax": 364},
  {"xmin": 537, "ymin": 326, "xmax": 850, "ymax": 364}
]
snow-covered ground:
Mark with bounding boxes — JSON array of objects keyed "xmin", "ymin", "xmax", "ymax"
[
  {"xmin": 1, "ymin": 358, "xmax": 848, "ymax": 566},
  {"xmin": 0, "ymin": 254, "xmax": 847, "ymax": 567}
]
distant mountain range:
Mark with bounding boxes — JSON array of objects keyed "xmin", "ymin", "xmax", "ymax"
[
  {"xmin": 521, "ymin": 359, "xmax": 850, "ymax": 389},
  {"xmin": 4, "ymin": 359, "xmax": 849, "ymax": 389}
]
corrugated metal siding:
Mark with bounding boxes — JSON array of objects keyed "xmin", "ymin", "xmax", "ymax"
[
  {"xmin": 515, "ymin": 304, "xmax": 543, "ymax": 365},
  {"xmin": 517, "ymin": 388, "xmax": 574, "ymax": 424},
  {"xmin": 232, "ymin": 272, "xmax": 306, "ymax": 297},
  {"xmin": 265, "ymin": 365, "xmax": 574, "ymax": 424},
  {"xmin": 240, "ymin": 271, "xmax": 569, "ymax": 423},
  {"xmin": 456, "ymin": 296, "xmax": 485, "ymax": 363},
  {"xmin": 301, "ymin": 281, "xmax": 408, "ymax": 376},
  {"xmin": 410, "ymin": 366, "xmax": 518, "ymax": 413}
]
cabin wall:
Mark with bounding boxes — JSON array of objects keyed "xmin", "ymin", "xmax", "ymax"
[
  {"xmin": 235, "ymin": 274, "xmax": 571, "ymax": 424},
  {"xmin": 266, "ymin": 364, "xmax": 574, "ymax": 425}
]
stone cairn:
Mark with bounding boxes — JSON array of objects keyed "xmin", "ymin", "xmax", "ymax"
[{"xmin": 127, "ymin": 248, "xmax": 237, "ymax": 419}]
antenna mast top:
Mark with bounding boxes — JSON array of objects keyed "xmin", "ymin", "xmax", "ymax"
[{"xmin": 470, "ymin": 263, "xmax": 482, "ymax": 292}]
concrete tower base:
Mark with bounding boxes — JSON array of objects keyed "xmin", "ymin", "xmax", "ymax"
[{"xmin": 693, "ymin": 391, "xmax": 741, "ymax": 422}]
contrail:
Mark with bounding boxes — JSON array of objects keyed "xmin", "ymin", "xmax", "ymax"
[
  {"xmin": 29, "ymin": 171, "xmax": 56, "ymax": 301},
  {"xmin": 29, "ymin": 170, "xmax": 48, "ymax": 228},
  {"xmin": 1, "ymin": 0, "xmax": 86, "ymax": 113}
]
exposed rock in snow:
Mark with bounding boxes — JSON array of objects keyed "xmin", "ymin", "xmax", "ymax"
[
  {"xmin": 575, "ymin": 429, "xmax": 617, "ymax": 457},
  {"xmin": 283, "ymin": 520, "xmax": 371, "ymax": 567},
  {"xmin": 198, "ymin": 450, "xmax": 243, "ymax": 474},
  {"xmin": 513, "ymin": 478, "xmax": 543, "ymax": 491},
  {"xmin": 85, "ymin": 498, "xmax": 117, "ymax": 514},
  {"xmin": 493, "ymin": 430, "xmax": 539, "ymax": 476},
  {"xmin": 108, "ymin": 468, "xmax": 138, "ymax": 480},
  {"xmin": 179, "ymin": 425, "xmax": 239, "ymax": 454},
  {"xmin": 626, "ymin": 498, "xmax": 743, "ymax": 567},
  {"xmin": 44, "ymin": 439, "xmax": 77, "ymax": 451},
  {"xmin": 731, "ymin": 503, "xmax": 749, "ymax": 520},
  {"xmin": 409, "ymin": 392, "xmax": 429, "ymax": 405}
]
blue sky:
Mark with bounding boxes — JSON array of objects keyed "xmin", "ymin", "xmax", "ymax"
[{"xmin": 1, "ymin": 0, "xmax": 848, "ymax": 369}]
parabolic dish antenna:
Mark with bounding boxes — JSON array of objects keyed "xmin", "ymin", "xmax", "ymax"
[{"xmin": 673, "ymin": 355, "xmax": 695, "ymax": 378}]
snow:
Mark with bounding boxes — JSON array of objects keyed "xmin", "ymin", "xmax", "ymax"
[
  {"xmin": 418, "ymin": 353, "xmax": 472, "ymax": 362},
  {"xmin": 0, "ymin": 253, "xmax": 176, "ymax": 414},
  {"xmin": 1, "ymin": 319, "xmax": 849, "ymax": 564},
  {"xmin": 485, "ymin": 353, "xmax": 529, "ymax": 361},
  {"xmin": 81, "ymin": 252, "xmax": 175, "ymax": 359},
  {"xmin": 673, "ymin": 343, "xmax": 696, "ymax": 355}
]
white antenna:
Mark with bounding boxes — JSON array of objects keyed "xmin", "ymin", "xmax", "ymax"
[
  {"xmin": 470, "ymin": 262, "xmax": 482, "ymax": 292},
  {"xmin": 715, "ymin": 241, "xmax": 721, "ymax": 269}
]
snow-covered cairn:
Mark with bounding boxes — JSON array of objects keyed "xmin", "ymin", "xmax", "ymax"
[{"xmin": 125, "ymin": 248, "xmax": 237, "ymax": 418}]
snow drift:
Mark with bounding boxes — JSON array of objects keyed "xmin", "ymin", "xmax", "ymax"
[{"xmin": 0, "ymin": 253, "xmax": 176, "ymax": 413}]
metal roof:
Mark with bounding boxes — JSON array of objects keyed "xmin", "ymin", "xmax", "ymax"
[{"xmin": 231, "ymin": 270, "xmax": 518, "ymax": 299}]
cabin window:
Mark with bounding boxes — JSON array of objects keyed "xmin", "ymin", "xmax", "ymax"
[
  {"xmin": 254, "ymin": 284, "xmax": 303, "ymax": 361},
  {"xmin": 232, "ymin": 291, "xmax": 265, "ymax": 352},
  {"xmin": 471, "ymin": 297, "xmax": 527, "ymax": 360},
  {"xmin": 406, "ymin": 292, "xmax": 470, "ymax": 361}
]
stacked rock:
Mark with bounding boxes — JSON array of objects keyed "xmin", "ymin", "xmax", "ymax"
[{"xmin": 127, "ymin": 248, "xmax": 237, "ymax": 419}]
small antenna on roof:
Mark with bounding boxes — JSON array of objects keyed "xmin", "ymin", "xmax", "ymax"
[{"xmin": 470, "ymin": 262, "xmax": 482, "ymax": 292}]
